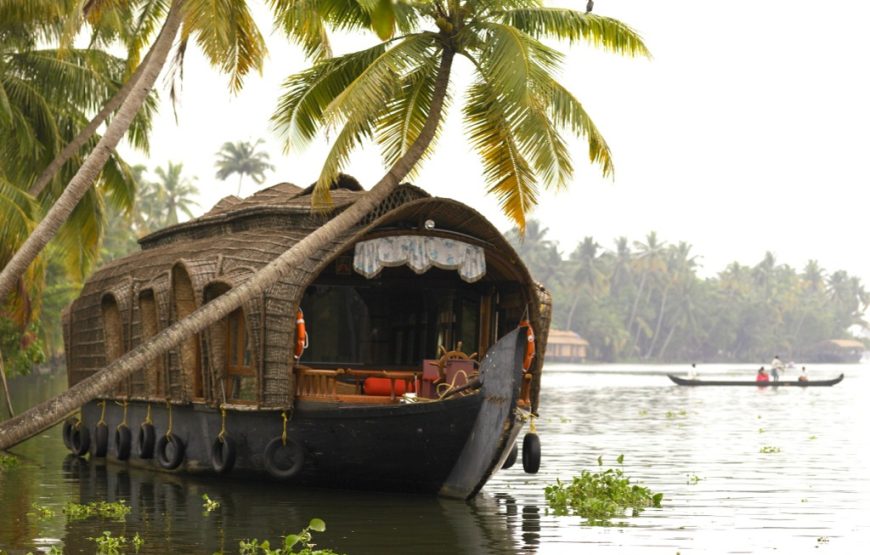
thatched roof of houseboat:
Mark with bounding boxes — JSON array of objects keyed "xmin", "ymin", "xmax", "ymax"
[{"xmin": 65, "ymin": 175, "xmax": 550, "ymax": 410}]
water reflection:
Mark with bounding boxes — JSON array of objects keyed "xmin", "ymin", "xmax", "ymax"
[
  {"xmin": 2, "ymin": 365, "xmax": 870, "ymax": 554},
  {"xmin": 31, "ymin": 456, "xmax": 535, "ymax": 554}
]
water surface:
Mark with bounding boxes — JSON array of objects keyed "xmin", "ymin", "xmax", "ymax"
[{"xmin": 2, "ymin": 363, "xmax": 868, "ymax": 554}]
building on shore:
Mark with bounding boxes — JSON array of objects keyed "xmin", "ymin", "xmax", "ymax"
[
  {"xmin": 545, "ymin": 330, "xmax": 589, "ymax": 363},
  {"xmin": 805, "ymin": 339, "xmax": 866, "ymax": 363}
]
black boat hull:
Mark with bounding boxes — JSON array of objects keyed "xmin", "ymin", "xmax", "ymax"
[
  {"xmin": 667, "ymin": 373, "xmax": 844, "ymax": 387},
  {"xmin": 74, "ymin": 329, "xmax": 528, "ymax": 499}
]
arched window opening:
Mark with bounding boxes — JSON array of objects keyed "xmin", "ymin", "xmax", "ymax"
[
  {"xmin": 101, "ymin": 295, "xmax": 124, "ymax": 363},
  {"xmin": 172, "ymin": 264, "xmax": 203, "ymax": 400},
  {"xmin": 101, "ymin": 294, "xmax": 127, "ymax": 396},
  {"xmin": 226, "ymin": 308, "xmax": 256, "ymax": 402},
  {"xmin": 204, "ymin": 283, "xmax": 256, "ymax": 404},
  {"xmin": 138, "ymin": 290, "xmax": 164, "ymax": 397}
]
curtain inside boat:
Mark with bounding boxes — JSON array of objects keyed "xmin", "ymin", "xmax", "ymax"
[{"xmin": 353, "ymin": 236, "xmax": 486, "ymax": 283}]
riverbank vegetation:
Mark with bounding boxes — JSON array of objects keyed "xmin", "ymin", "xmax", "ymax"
[{"xmin": 507, "ymin": 224, "xmax": 869, "ymax": 362}]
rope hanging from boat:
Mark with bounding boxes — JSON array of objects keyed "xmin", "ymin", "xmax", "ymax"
[
  {"xmin": 97, "ymin": 400, "xmax": 106, "ymax": 426},
  {"xmin": 165, "ymin": 401, "xmax": 173, "ymax": 437},
  {"xmin": 114, "ymin": 400, "xmax": 128, "ymax": 431},
  {"xmin": 281, "ymin": 411, "xmax": 288, "ymax": 446},
  {"xmin": 144, "ymin": 403, "xmax": 152, "ymax": 425},
  {"xmin": 219, "ymin": 407, "xmax": 227, "ymax": 442}
]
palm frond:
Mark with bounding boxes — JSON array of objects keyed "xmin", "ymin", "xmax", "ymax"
[
  {"xmin": 182, "ymin": 0, "xmax": 267, "ymax": 92},
  {"xmin": 1, "ymin": 77, "xmax": 61, "ymax": 169},
  {"xmin": 99, "ymin": 150, "xmax": 136, "ymax": 214},
  {"xmin": 322, "ymin": 33, "xmax": 436, "ymax": 128},
  {"xmin": 272, "ymin": 43, "xmax": 389, "ymax": 150},
  {"xmin": 376, "ymin": 56, "xmax": 446, "ymax": 177},
  {"xmin": 463, "ymin": 80, "xmax": 538, "ymax": 231},
  {"xmin": 54, "ymin": 187, "xmax": 103, "ymax": 281},
  {"xmin": 7, "ymin": 48, "xmax": 126, "ymax": 113},
  {"xmin": 496, "ymin": 9, "xmax": 651, "ymax": 58},
  {"xmin": 0, "ymin": 81, "xmax": 12, "ymax": 127},
  {"xmin": 471, "ymin": 22, "xmax": 563, "ymax": 102},
  {"xmin": 0, "ymin": 176, "xmax": 38, "ymax": 250},
  {"xmin": 268, "ymin": 0, "xmax": 334, "ymax": 60},
  {"xmin": 545, "ymin": 78, "xmax": 613, "ymax": 177},
  {"xmin": 313, "ymin": 112, "xmax": 376, "ymax": 207}
]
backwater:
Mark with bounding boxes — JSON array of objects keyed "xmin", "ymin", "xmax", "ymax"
[{"xmin": 2, "ymin": 362, "xmax": 868, "ymax": 554}]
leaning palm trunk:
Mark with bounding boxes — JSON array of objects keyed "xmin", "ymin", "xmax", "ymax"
[
  {"xmin": 0, "ymin": 48, "xmax": 455, "ymax": 451},
  {"xmin": 0, "ymin": 0, "xmax": 183, "ymax": 304}
]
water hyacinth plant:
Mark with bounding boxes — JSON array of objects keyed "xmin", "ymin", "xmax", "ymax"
[
  {"xmin": 239, "ymin": 518, "xmax": 343, "ymax": 555},
  {"xmin": 545, "ymin": 456, "xmax": 663, "ymax": 525},
  {"xmin": 64, "ymin": 500, "xmax": 131, "ymax": 521}
]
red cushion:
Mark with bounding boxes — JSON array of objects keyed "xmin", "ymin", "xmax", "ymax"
[{"xmin": 363, "ymin": 377, "xmax": 414, "ymax": 396}]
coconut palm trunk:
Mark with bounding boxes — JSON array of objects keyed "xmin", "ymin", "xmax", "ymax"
[
  {"xmin": 0, "ymin": 0, "xmax": 183, "ymax": 304},
  {"xmin": 0, "ymin": 48, "xmax": 455, "ymax": 451}
]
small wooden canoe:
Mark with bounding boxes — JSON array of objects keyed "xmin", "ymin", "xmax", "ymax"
[{"xmin": 667, "ymin": 374, "xmax": 844, "ymax": 387}]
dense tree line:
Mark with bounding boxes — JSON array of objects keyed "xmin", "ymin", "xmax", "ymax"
[{"xmin": 506, "ymin": 222, "xmax": 869, "ymax": 362}]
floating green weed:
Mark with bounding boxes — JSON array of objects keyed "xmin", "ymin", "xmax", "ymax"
[
  {"xmin": 638, "ymin": 409, "xmax": 648, "ymax": 417},
  {"xmin": 760, "ymin": 446, "xmax": 781, "ymax": 454},
  {"xmin": 0, "ymin": 453, "xmax": 19, "ymax": 470},
  {"xmin": 758, "ymin": 428, "xmax": 765, "ymax": 434},
  {"xmin": 686, "ymin": 474, "xmax": 702, "ymax": 485},
  {"xmin": 202, "ymin": 493, "xmax": 220, "ymax": 513},
  {"xmin": 64, "ymin": 500, "xmax": 130, "ymax": 521},
  {"xmin": 809, "ymin": 435, "xmax": 817, "ymax": 440},
  {"xmin": 89, "ymin": 531, "xmax": 127, "ymax": 555},
  {"xmin": 28, "ymin": 502, "xmax": 55, "ymax": 520},
  {"xmin": 239, "ymin": 518, "xmax": 342, "ymax": 555},
  {"xmin": 544, "ymin": 456, "xmax": 663, "ymax": 526}
]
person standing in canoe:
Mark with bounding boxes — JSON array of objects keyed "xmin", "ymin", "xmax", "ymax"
[
  {"xmin": 756, "ymin": 367, "xmax": 770, "ymax": 383},
  {"xmin": 770, "ymin": 355, "xmax": 785, "ymax": 382},
  {"xmin": 688, "ymin": 363, "xmax": 698, "ymax": 379},
  {"xmin": 799, "ymin": 366, "xmax": 809, "ymax": 382}
]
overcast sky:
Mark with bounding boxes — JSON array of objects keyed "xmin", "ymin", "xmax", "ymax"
[{"xmin": 126, "ymin": 0, "xmax": 870, "ymax": 283}]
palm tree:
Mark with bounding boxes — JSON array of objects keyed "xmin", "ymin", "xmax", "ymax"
[
  {"xmin": 0, "ymin": 1, "xmax": 648, "ymax": 449},
  {"xmin": 644, "ymin": 241, "xmax": 696, "ymax": 359},
  {"xmin": 504, "ymin": 220, "xmax": 562, "ymax": 286},
  {"xmin": 627, "ymin": 231, "xmax": 666, "ymax": 355},
  {"xmin": 1, "ymin": 2, "xmax": 149, "ymax": 336},
  {"xmin": 215, "ymin": 139, "xmax": 275, "ymax": 196},
  {"xmin": 565, "ymin": 236, "xmax": 605, "ymax": 330},
  {"xmin": 152, "ymin": 162, "xmax": 199, "ymax": 226},
  {"xmin": 0, "ymin": 0, "xmax": 267, "ymax": 303}
]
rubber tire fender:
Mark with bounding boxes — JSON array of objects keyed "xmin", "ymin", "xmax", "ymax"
[
  {"xmin": 137, "ymin": 423, "xmax": 156, "ymax": 459},
  {"xmin": 155, "ymin": 433, "xmax": 186, "ymax": 470},
  {"xmin": 115, "ymin": 424, "xmax": 132, "ymax": 461},
  {"xmin": 211, "ymin": 435, "xmax": 237, "ymax": 474},
  {"xmin": 502, "ymin": 441, "xmax": 519, "ymax": 470},
  {"xmin": 263, "ymin": 436, "xmax": 304, "ymax": 480},
  {"xmin": 93, "ymin": 422, "xmax": 109, "ymax": 458},
  {"xmin": 62, "ymin": 418, "xmax": 76, "ymax": 450},
  {"xmin": 70, "ymin": 422, "xmax": 91, "ymax": 457},
  {"xmin": 522, "ymin": 432, "xmax": 541, "ymax": 474}
]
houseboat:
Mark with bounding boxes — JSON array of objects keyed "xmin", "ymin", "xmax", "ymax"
[{"xmin": 60, "ymin": 175, "xmax": 551, "ymax": 499}]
